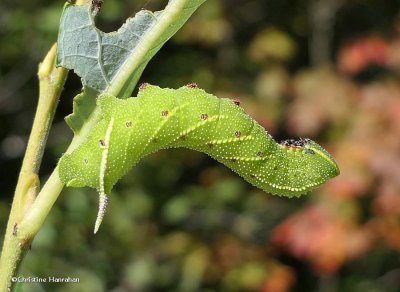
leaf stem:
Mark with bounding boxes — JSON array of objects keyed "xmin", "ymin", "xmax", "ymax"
[
  {"xmin": 18, "ymin": 106, "xmax": 103, "ymax": 237},
  {"xmin": 0, "ymin": 44, "xmax": 68, "ymax": 291},
  {"xmin": 106, "ymin": 0, "xmax": 205, "ymax": 97}
]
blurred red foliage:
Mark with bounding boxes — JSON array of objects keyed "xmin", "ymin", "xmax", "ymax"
[
  {"xmin": 337, "ymin": 33, "xmax": 400, "ymax": 74},
  {"xmin": 272, "ymin": 66, "xmax": 400, "ymax": 275},
  {"xmin": 260, "ymin": 264, "xmax": 296, "ymax": 292},
  {"xmin": 337, "ymin": 36, "xmax": 389, "ymax": 74},
  {"xmin": 287, "ymin": 69, "xmax": 359, "ymax": 136},
  {"xmin": 271, "ymin": 202, "xmax": 375, "ymax": 275}
]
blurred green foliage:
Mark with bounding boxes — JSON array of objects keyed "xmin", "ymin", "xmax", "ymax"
[{"xmin": 1, "ymin": 0, "xmax": 400, "ymax": 291}]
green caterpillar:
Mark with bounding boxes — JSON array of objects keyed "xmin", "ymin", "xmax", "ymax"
[{"xmin": 59, "ymin": 84, "xmax": 339, "ymax": 232}]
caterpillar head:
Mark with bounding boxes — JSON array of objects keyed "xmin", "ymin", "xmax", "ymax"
[{"xmin": 271, "ymin": 138, "xmax": 339, "ymax": 196}]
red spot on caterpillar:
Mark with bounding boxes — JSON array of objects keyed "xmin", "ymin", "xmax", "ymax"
[
  {"xmin": 186, "ymin": 82, "xmax": 198, "ymax": 88},
  {"xmin": 200, "ymin": 113, "xmax": 208, "ymax": 120},
  {"xmin": 139, "ymin": 83, "xmax": 149, "ymax": 91},
  {"xmin": 91, "ymin": 0, "xmax": 103, "ymax": 15},
  {"xmin": 234, "ymin": 131, "xmax": 241, "ymax": 138},
  {"xmin": 232, "ymin": 99, "xmax": 241, "ymax": 106},
  {"xmin": 161, "ymin": 110, "xmax": 169, "ymax": 117}
]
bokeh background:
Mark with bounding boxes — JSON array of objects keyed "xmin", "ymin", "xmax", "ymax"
[{"xmin": 1, "ymin": 0, "xmax": 400, "ymax": 291}]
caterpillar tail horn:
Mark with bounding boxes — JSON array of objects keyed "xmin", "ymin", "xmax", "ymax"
[{"xmin": 94, "ymin": 193, "xmax": 109, "ymax": 234}]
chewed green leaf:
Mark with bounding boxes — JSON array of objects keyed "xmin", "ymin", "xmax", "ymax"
[
  {"xmin": 57, "ymin": 0, "xmax": 206, "ymax": 97},
  {"xmin": 57, "ymin": 3, "xmax": 154, "ymax": 92},
  {"xmin": 66, "ymin": 87, "xmax": 97, "ymax": 133},
  {"xmin": 59, "ymin": 85, "xmax": 339, "ymax": 198}
]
